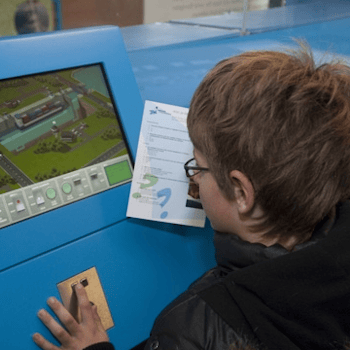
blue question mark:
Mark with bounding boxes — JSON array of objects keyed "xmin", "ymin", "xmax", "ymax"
[{"xmin": 157, "ymin": 188, "xmax": 171, "ymax": 219}]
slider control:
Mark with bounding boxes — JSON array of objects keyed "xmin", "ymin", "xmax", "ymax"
[{"xmin": 71, "ymin": 278, "xmax": 89, "ymax": 290}]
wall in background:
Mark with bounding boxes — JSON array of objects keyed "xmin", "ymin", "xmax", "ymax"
[
  {"xmin": 0, "ymin": 0, "xmax": 283, "ymax": 33},
  {"xmin": 61, "ymin": 0, "xmax": 272, "ymax": 29},
  {"xmin": 61, "ymin": 0, "xmax": 143, "ymax": 28}
]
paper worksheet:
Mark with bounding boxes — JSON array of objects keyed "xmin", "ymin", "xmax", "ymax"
[{"xmin": 127, "ymin": 100, "xmax": 206, "ymax": 227}]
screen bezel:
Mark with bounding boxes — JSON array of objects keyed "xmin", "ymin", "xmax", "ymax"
[{"xmin": 0, "ymin": 26, "xmax": 144, "ymax": 271}]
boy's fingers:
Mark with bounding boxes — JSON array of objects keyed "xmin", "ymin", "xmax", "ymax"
[
  {"xmin": 92, "ymin": 304, "xmax": 105, "ymax": 330},
  {"xmin": 32, "ymin": 332, "xmax": 58, "ymax": 350},
  {"xmin": 37, "ymin": 308, "xmax": 72, "ymax": 345},
  {"xmin": 46, "ymin": 297, "xmax": 80, "ymax": 335},
  {"xmin": 74, "ymin": 283, "xmax": 93, "ymax": 324},
  {"xmin": 92, "ymin": 304, "xmax": 100, "ymax": 322}
]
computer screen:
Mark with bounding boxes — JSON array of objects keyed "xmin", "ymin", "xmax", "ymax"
[
  {"xmin": 0, "ymin": 27, "xmax": 142, "ymax": 229},
  {"xmin": 0, "ymin": 63, "xmax": 133, "ymax": 227}
]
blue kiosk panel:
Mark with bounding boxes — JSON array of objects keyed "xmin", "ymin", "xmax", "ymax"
[
  {"xmin": 125, "ymin": 17, "xmax": 350, "ymax": 108},
  {"xmin": 0, "ymin": 218, "xmax": 215, "ymax": 349}
]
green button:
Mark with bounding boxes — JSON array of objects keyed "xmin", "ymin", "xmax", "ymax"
[
  {"xmin": 46, "ymin": 188, "xmax": 56, "ymax": 200},
  {"xmin": 62, "ymin": 183, "xmax": 72, "ymax": 194}
]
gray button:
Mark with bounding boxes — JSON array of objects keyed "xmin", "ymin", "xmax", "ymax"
[
  {"xmin": 62, "ymin": 183, "xmax": 72, "ymax": 194},
  {"xmin": 46, "ymin": 188, "xmax": 56, "ymax": 200}
]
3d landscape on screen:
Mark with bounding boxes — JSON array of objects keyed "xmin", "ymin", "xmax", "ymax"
[{"xmin": 0, "ymin": 64, "xmax": 128, "ymax": 194}]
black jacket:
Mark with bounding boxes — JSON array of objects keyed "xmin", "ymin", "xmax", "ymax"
[
  {"xmin": 89, "ymin": 201, "xmax": 350, "ymax": 350},
  {"xmin": 143, "ymin": 201, "xmax": 350, "ymax": 350}
]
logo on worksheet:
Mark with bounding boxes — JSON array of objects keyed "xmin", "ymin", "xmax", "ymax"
[{"xmin": 149, "ymin": 106, "xmax": 170, "ymax": 115}]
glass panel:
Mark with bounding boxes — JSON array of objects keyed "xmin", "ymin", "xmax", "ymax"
[{"xmin": 143, "ymin": 0, "xmax": 272, "ymax": 25}]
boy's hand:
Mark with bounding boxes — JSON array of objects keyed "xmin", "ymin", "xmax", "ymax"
[{"xmin": 33, "ymin": 283, "xmax": 109, "ymax": 350}]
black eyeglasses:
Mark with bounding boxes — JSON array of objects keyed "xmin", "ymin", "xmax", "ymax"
[{"xmin": 184, "ymin": 157, "xmax": 210, "ymax": 178}]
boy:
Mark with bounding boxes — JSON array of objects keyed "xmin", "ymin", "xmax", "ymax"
[{"xmin": 33, "ymin": 44, "xmax": 350, "ymax": 350}]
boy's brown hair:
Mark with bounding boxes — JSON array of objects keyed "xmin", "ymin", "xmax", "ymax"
[{"xmin": 187, "ymin": 44, "xmax": 350, "ymax": 242}]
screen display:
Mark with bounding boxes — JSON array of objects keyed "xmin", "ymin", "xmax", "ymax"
[{"xmin": 0, "ymin": 64, "xmax": 133, "ymax": 227}]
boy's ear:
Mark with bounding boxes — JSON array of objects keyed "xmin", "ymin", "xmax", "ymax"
[{"xmin": 229, "ymin": 170, "xmax": 255, "ymax": 214}]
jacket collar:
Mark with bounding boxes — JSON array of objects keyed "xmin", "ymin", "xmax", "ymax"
[
  {"xmin": 222, "ymin": 201, "xmax": 350, "ymax": 350},
  {"xmin": 214, "ymin": 204, "xmax": 337, "ymax": 270}
]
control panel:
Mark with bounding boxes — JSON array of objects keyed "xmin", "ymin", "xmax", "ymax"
[{"xmin": 0, "ymin": 155, "xmax": 132, "ymax": 228}]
